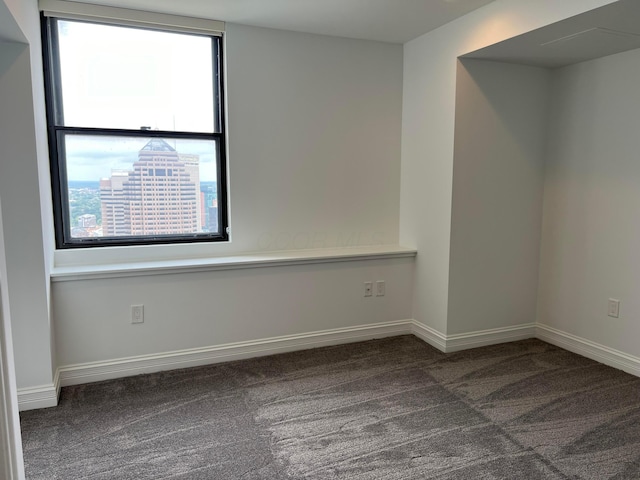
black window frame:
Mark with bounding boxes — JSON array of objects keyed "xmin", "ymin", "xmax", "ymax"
[{"xmin": 41, "ymin": 14, "xmax": 229, "ymax": 249}]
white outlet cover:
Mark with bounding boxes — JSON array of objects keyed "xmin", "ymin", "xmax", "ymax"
[{"xmin": 131, "ymin": 304, "xmax": 144, "ymax": 324}]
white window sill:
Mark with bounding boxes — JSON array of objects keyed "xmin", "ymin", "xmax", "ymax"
[{"xmin": 50, "ymin": 245, "xmax": 417, "ymax": 282}]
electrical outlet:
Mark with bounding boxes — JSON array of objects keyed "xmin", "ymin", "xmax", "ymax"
[
  {"xmin": 376, "ymin": 280, "xmax": 385, "ymax": 297},
  {"xmin": 131, "ymin": 304, "xmax": 144, "ymax": 324},
  {"xmin": 364, "ymin": 282, "xmax": 373, "ymax": 297},
  {"xmin": 608, "ymin": 298, "xmax": 620, "ymax": 318}
]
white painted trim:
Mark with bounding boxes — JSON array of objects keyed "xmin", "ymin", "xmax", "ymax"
[
  {"xmin": 0, "ymin": 195, "xmax": 26, "ymax": 476},
  {"xmin": 58, "ymin": 320, "xmax": 414, "ymax": 387},
  {"xmin": 445, "ymin": 323, "xmax": 537, "ymax": 352},
  {"xmin": 20, "ymin": 322, "xmax": 640, "ymax": 413},
  {"xmin": 51, "ymin": 246, "xmax": 418, "ymax": 282},
  {"xmin": 54, "ymin": 320, "xmax": 541, "ymax": 391},
  {"xmin": 410, "ymin": 320, "xmax": 447, "ymax": 352},
  {"xmin": 17, "ymin": 369, "xmax": 60, "ymax": 412},
  {"xmin": 0, "ymin": 281, "xmax": 24, "ymax": 478},
  {"xmin": 536, "ymin": 324, "xmax": 640, "ymax": 377},
  {"xmin": 39, "ymin": 0, "xmax": 225, "ymax": 35},
  {"xmin": 410, "ymin": 320, "xmax": 536, "ymax": 353}
]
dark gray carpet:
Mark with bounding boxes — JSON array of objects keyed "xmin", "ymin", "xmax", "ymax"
[{"xmin": 20, "ymin": 336, "xmax": 640, "ymax": 479}]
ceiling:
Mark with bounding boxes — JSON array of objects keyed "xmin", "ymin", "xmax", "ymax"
[
  {"xmin": 464, "ymin": 0, "xmax": 640, "ymax": 68},
  {"xmin": 66, "ymin": 0, "xmax": 496, "ymax": 44}
]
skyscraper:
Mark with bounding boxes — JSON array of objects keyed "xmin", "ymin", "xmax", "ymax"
[
  {"xmin": 100, "ymin": 139, "xmax": 201, "ymax": 237},
  {"xmin": 100, "ymin": 171, "xmax": 129, "ymax": 236},
  {"xmin": 179, "ymin": 153, "xmax": 202, "ymax": 232},
  {"xmin": 201, "ymin": 183, "xmax": 218, "ymax": 232}
]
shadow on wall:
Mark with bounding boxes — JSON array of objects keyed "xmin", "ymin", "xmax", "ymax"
[{"xmin": 446, "ymin": 58, "xmax": 550, "ymax": 335}]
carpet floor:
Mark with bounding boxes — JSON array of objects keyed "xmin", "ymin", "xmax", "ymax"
[{"xmin": 20, "ymin": 336, "xmax": 640, "ymax": 479}]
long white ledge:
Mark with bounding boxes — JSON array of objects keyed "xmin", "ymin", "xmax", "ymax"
[{"xmin": 51, "ymin": 245, "xmax": 417, "ymax": 282}]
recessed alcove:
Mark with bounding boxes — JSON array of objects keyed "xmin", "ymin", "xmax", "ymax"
[{"xmin": 447, "ymin": 0, "xmax": 640, "ymax": 354}]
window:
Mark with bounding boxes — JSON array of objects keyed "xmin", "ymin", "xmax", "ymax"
[{"xmin": 41, "ymin": 9, "xmax": 227, "ymax": 248}]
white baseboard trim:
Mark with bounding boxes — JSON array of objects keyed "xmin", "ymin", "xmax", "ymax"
[
  {"xmin": 445, "ymin": 323, "xmax": 537, "ymax": 352},
  {"xmin": 58, "ymin": 320, "xmax": 414, "ymax": 387},
  {"xmin": 410, "ymin": 320, "xmax": 536, "ymax": 353},
  {"xmin": 536, "ymin": 324, "xmax": 640, "ymax": 377},
  {"xmin": 410, "ymin": 320, "xmax": 447, "ymax": 352},
  {"xmin": 26, "ymin": 321, "xmax": 640, "ymax": 409},
  {"xmin": 18, "ymin": 369, "xmax": 60, "ymax": 412},
  {"xmin": 57, "ymin": 320, "xmax": 539, "ymax": 390}
]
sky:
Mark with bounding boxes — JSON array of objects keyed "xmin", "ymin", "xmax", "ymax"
[
  {"xmin": 57, "ymin": 20, "xmax": 219, "ymax": 182},
  {"xmin": 64, "ymin": 135, "xmax": 218, "ymax": 183}
]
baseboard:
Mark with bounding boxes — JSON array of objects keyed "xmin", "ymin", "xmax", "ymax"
[
  {"xmin": 30, "ymin": 321, "xmax": 640, "ymax": 407},
  {"xmin": 56, "ymin": 320, "xmax": 537, "ymax": 388},
  {"xmin": 410, "ymin": 320, "xmax": 447, "ymax": 352},
  {"xmin": 58, "ymin": 320, "xmax": 414, "ymax": 387},
  {"xmin": 410, "ymin": 320, "xmax": 536, "ymax": 353},
  {"xmin": 536, "ymin": 324, "xmax": 640, "ymax": 377},
  {"xmin": 445, "ymin": 323, "xmax": 537, "ymax": 352},
  {"xmin": 18, "ymin": 368, "xmax": 60, "ymax": 412}
]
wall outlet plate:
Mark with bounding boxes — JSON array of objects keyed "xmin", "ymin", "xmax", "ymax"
[{"xmin": 131, "ymin": 304, "xmax": 144, "ymax": 324}]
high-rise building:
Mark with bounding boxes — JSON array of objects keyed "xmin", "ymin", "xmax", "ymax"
[
  {"xmin": 100, "ymin": 139, "xmax": 201, "ymax": 237},
  {"xmin": 179, "ymin": 153, "xmax": 202, "ymax": 232},
  {"xmin": 201, "ymin": 184, "xmax": 218, "ymax": 231},
  {"xmin": 208, "ymin": 198, "xmax": 219, "ymax": 232},
  {"xmin": 100, "ymin": 171, "xmax": 129, "ymax": 236}
]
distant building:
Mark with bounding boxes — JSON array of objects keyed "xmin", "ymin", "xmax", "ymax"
[
  {"xmin": 208, "ymin": 198, "xmax": 218, "ymax": 232},
  {"xmin": 77, "ymin": 214, "xmax": 97, "ymax": 228},
  {"xmin": 72, "ymin": 214, "xmax": 101, "ymax": 238},
  {"xmin": 179, "ymin": 153, "xmax": 202, "ymax": 232},
  {"xmin": 200, "ymin": 190, "xmax": 206, "ymax": 228},
  {"xmin": 201, "ymin": 184, "xmax": 218, "ymax": 232},
  {"xmin": 100, "ymin": 139, "xmax": 201, "ymax": 237},
  {"xmin": 100, "ymin": 171, "xmax": 129, "ymax": 236}
]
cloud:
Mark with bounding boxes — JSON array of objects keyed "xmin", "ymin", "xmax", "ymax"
[{"xmin": 64, "ymin": 135, "xmax": 218, "ymax": 181}]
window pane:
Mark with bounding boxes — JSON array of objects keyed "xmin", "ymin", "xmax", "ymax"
[
  {"xmin": 63, "ymin": 134, "xmax": 220, "ymax": 239},
  {"xmin": 56, "ymin": 20, "xmax": 216, "ymax": 133}
]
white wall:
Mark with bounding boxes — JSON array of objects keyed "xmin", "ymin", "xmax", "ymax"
[
  {"xmin": 225, "ymin": 24, "xmax": 403, "ymax": 253},
  {"xmin": 0, "ymin": 5, "xmax": 29, "ymax": 475},
  {"xmin": 51, "ymin": 24, "xmax": 409, "ymax": 370},
  {"xmin": 7, "ymin": 0, "xmax": 55, "ymax": 281},
  {"xmin": 53, "ymin": 258, "xmax": 414, "ymax": 367},
  {"xmin": 537, "ymin": 47, "xmax": 640, "ymax": 357},
  {"xmin": 447, "ymin": 59, "xmax": 550, "ymax": 335},
  {"xmin": 0, "ymin": 8, "xmax": 407, "ymax": 394},
  {"xmin": 4, "ymin": 0, "xmax": 630, "ymax": 399},
  {"xmin": 57, "ymin": 23, "xmax": 404, "ymax": 267},
  {"xmin": 0, "ymin": 0, "xmax": 24, "ymax": 43},
  {"xmin": 0, "ymin": 34, "xmax": 54, "ymax": 390},
  {"xmin": 400, "ymin": 0, "xmax": 618, "ymax": 335},
  {"xmin": 0, "ymin": 195, "xmax": 25, "ymax": 480}
]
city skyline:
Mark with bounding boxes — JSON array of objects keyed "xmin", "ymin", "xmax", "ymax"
[
  {"xmin": 101, "ymin": 138, "xmax": 201, "ymax": 237},
  {"xmin": 69, "ymin": 139, "xmax": 219, "ymax": 238},
  {"xmin": 64, "ymin": 135, "xmax": 219, "ymax": 182}
]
